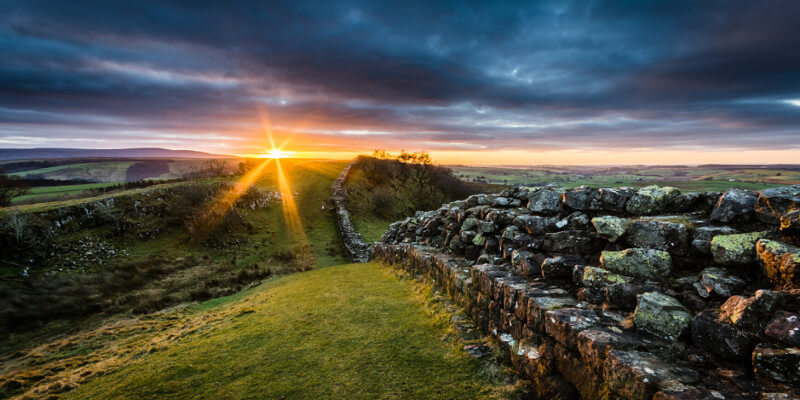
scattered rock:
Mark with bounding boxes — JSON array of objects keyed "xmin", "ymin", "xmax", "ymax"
[
  {"xmin": 710, "ymin": 231, "xmax": 769, "ymax": 265},
  {"xmin": 601, "ymin": 248, "xmax": 672, "ymax": 279},
  {"xmin": 710, "ymin": 188, "xmax": 759, "ymax": 223},
  {"xmin": 756, "ymin": 239, "xmax": 800, "ymax": 288},
  {"xmin": 591, "ymin": 215, "xmax": 630, "ymax": 242},
  {"xmin": 763, "ymin": 311, "xmax": 800, "ymax": 347}
]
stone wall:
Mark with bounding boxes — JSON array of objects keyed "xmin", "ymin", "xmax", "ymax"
[
  {"xmin": 331, "ymin": 162, "xmax": 370, "ymax": 262},
  {"xmin": 373, "ymin": 185, "xmax": 800, "ymax": 399}
]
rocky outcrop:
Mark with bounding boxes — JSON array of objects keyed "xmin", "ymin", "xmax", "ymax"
[
  {"xmin": 331, "ymin": 162, "xmax": 370, "ymax": 262},
  {"xmin": 374, "ymin": 184, "xmax": 800, "ymax": 399}
]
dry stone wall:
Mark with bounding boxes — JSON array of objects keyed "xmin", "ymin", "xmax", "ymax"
[
  {"xmin": 331, "ymin": 162, "xmax": 370, "ymax": 262},
  {"xmin": 373, "ymin": 184, "xmax": 800, "ymax": 400}
]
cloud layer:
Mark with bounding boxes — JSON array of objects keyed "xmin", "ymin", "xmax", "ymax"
[{"xmin": 1, "ymin": 0, "xmax": 799, "ymax": 158}]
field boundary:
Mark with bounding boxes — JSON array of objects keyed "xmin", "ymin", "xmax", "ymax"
[{"xmin": 331, "ymin": 161, "xmax": 371, "ymax": 262}]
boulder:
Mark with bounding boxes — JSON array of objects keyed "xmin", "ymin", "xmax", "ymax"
[
  {"xmin": 756, "ymin": 239, "xmax": 800, "ymax": 288},
  {"xmin": 625, "ymin": 186, "xmax": 681, "ymax": 215},
  {"xmin": 582, "ymin": 266, "xmax": 632, "ymax": 290},
  {"xmin": 693, "ymin": 267, "xmax": 746, "ymax": 298},
  {"xmin": 691, "ymin": 226, "xmax": 737, "ymax": 254},
  {"xmin": 633, "ymin": 292, "xmax": 692, "ymax": 341},
  {"xmin": 527, "ymin": 188, "xmax": 564, "ymax": 215},
  {"xmin": 691, "ymin": 311, "xmax": 756, "ymax": 360},
  {"xmin": 719, "ymin": 290, "xmax": 783, "ymax": 331},
  {"xmin": 626, "ymin": 220, "xmax": 690, "ymax": 255},
  {"xmin": 754, "ymin": 185, "xmax": 800, "ymax": 223},
  {"xmin": 591, "ymin": 216, "xmax": 630, "ymax": 242},
  {"xmin": 710, "ymin": 188, "xmax": 759, "ymax": 223},
  {"xmin": 601, "ymin": 248, "xmax": 672, "ymax": 279},
  {"xmin": 710, "ymin": 231, "xmax": 769, "ymax": 265},
  {"xmin": 763, "ymin": 311, "xmax": 800, "ymax": 347},
  {"xmin": 752, "ymin": 345, "xmax": 800, "ymax": 386}
]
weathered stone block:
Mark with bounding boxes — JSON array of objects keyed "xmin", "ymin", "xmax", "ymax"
[
  {"xmin": 691, "ymin": 226, "xmax": 737, "ymax": 254},
  {"xmin": 711, "ymin": 188, "xmax": 759, "ymax": 223},
  {"xmin": 710, "ymin": 231, "xmax": 769, "ymax": 265},
  {"xmin": 626, "ymin": 186, "xmax": 681, "ymax": 215},
  {"xmin": 603, "ymin": 350, "xmax": 677, "ymax": 400},
  {"xmin": 756, "ymin": 239, "xmax": 800, "ymax": 288},
  {"xmin": 719, "ymin": 290, "xmax": 783, "ymax": 331},
  {"xmin": 543, "ymin": 231, "xmax": 597, "ymax": 254},
  {"xmin": 576, "ymin": 327, "xmax": 646, "ymax": 373},
  {"xmin": 627, "ymin": 220, "xmax": 689, "ymax": 255},
  {"xmin": 526, "ymin": 296, "xmax": 577, "ymax": 333},
  {"xmin": 515, "ymin": 214, "xmax": 557, "ymax": 235},
  {"xmin": 527, "ymin": 188, "xmax": 565, "ymax": 215},
  {"xmin": 691, "ymin": 311, "xmax": 756, "ymax": 360},
  {"xmin": 555, "ymin": 211, "xmax": 592, "ymax": 231},
  {"xmin": 600, "ymin": 248, "xmax": 672, "ymax": 279},
  {"xmin": 541, "ymin": 255, "xmax": 583, "ymax": 280},
  {"xmin": 633, "ymin": 292, "xmax": 692, "ymax": 341},
  {"xmin": 591, "ymin": 215, "xmax": 630, "ymax": 242},
  {"xmin": 752, "ymin": 345, "xmax": 800, "ymax": 386},
  {"xmin": 581, "ymin": 266, "xmax": 632, "ymax": 290},
  {"xmin": 764, "ymin": 311, "xmax": 800, "ymax": 347},
  {"xmin": 599, "ymin": 187, "xmax": 633, "ymax": 212},
  {"xmin": 562, "ymin": 187, "xmax": 602, "ymax": 211},
  {"xmin": 754, "ymin": 185, "xmax": 800, "ymax": 223},
  {"xmin": 693, "ymin": 267, "xmax": 745, "ymax": 298},
  {"xmin": 544, "ymin": 308, "xmax": 600, "ymax": 351}
]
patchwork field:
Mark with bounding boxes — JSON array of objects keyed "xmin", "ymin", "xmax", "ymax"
[{"xmin": 450, "ymin": 164, "xmax": 800, "ymax": 191}]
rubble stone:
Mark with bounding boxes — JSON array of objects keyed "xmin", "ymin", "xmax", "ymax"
[
  {"xmin": 627, "ymin": 220, "xmax": 690, "ymax": 255},
  {"xmin": 720, "ymin": 290, "xmax": 783, "ymax": 331}
]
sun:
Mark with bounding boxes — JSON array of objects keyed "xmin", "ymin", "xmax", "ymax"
[{"xmin": 265, "ymin": 149, "xmax": 293, "ymax": 158}]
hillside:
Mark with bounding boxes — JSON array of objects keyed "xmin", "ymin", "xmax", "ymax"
[{"xmin": 0, "ymin": 148, "xmax": 226, "ymax": 161}]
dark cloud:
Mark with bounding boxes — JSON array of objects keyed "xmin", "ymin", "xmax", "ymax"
[{"xmin": 0, "ymin": 0, "xmax": 799, "ymax": 153}]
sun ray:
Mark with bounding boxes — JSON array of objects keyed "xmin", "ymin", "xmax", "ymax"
[{"xmin": 274, "ymin": 158, "xmax": 307, "ymax": 244}]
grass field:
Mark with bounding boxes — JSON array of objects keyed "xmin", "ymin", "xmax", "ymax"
[
  {"xmin": 9, "ymin": 183, "xmax": 119, "ymax": 205},
  {"xmin": 3, "ymin": 263, "xmax": 517, "ymax": 399}
]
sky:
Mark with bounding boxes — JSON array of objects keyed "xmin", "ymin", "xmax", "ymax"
[{"xmin": 1, "ymin": 0, "xmax": 799, "ymax": 165}]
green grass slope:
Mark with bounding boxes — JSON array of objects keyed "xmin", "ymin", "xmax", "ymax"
[{"xmin": 65, "ymin": 263, "xmax": 509, "ymax": 400}]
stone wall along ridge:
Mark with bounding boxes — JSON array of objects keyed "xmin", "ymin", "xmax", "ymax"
[{"xmin": 374, "ymin": 184, "xmax": 800, "ymax": 399}]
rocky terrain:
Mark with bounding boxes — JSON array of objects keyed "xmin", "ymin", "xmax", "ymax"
[
  {"xmin": 374, "ymin": 185, "xmax": 800, "ymax": 399},
  {"xmin": 331, "ymin": 162, "xmax": 371, "ymax": 262}
]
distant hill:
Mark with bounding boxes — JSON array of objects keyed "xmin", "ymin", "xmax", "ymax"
[{"xmin": 0, "ymin": 147, "xmax": 230, "ymax": 161}]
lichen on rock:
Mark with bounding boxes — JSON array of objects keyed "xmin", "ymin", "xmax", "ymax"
[
  {"xmin": 710, "ymin": 231, "xmax": 768, "ymax": 265},
  {"xmin": 633, "ymin": 292, "xmax": 692, "ymax": 342},
  {"xmin": 600, "ymin": 248, "xmax": 672, "ymax": 278}
]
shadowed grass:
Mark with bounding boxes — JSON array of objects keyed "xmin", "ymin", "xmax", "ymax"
[{"xmin": 65, "ymin": 263, "xmax": 512, "ymax": 400}]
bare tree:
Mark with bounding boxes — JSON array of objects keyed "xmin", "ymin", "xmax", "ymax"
[
  {"xmin": 6, "ymin": 212, "xmax": 29, "ymax": 244},
  {"xmin": 204, "ymin": 159, "xmax": 229, "ymax": 177},
  {"xmin": 0, "ymin": 169, "xmax": 30, "ymax": 207}
]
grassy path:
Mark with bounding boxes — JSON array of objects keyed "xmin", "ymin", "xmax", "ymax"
[{"xmin": 66, "ymin": 263, "xmax": 510, "ymax": 399}]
